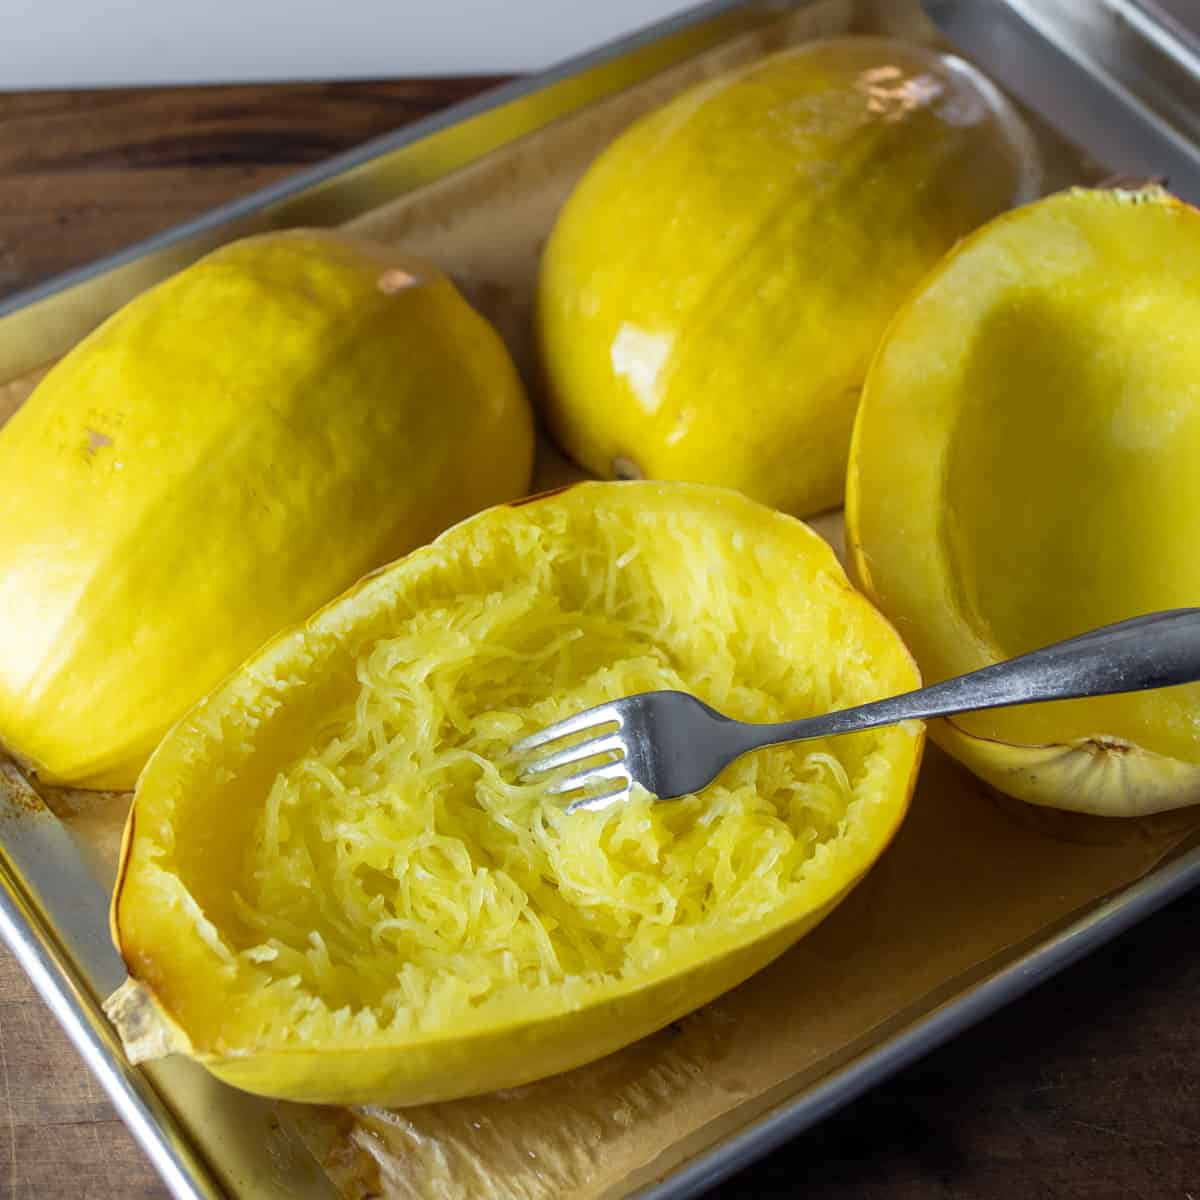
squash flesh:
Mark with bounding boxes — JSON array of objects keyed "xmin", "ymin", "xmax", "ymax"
[{"xmin": 114, "ymin": 483, "xmax": 921, "ymax": 1102}]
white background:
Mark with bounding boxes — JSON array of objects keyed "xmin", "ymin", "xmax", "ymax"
[
  {"xmin": 3, "ymin": 0, "xmax": 1196, "ymax": 91},
  {"xmin": 1, "ymin": 0, "xmax": 698, "ymax": 90}
]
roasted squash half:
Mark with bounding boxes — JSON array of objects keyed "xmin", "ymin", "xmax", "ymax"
[
  {"xmin": 108, "ymin": 482, "xmax": 922, "ymax": 1105},
  {"xmin": 0, "ymin": 231, "xmax": 533, "ymax": 789},
  {"xmin": 536, "ymin": 36, "xmax": 1039, "ymax": 517},
  {"xmin": 847, "ymin": 186, "xmax": 1200, "ymax": 816}
]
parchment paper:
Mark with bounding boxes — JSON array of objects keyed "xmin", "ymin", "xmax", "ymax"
[{"xmin": 4, "ymin": 1, "xmax": 1198, "ymax": 1197}]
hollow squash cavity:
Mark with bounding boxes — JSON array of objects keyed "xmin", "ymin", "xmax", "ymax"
[{"xmin": 848, "ymin": 186, "xmax": 1200, "ymax": 813}]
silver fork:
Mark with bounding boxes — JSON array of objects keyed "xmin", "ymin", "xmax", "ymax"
[{"xmin": 511, "ymin": 608, "xmax": 1200, "ymax": 812}]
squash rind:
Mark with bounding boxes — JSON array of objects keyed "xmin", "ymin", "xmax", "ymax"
[
  {"xmin": 536, "ymin": 36, "xmax": 1040, "ymax": 517},
  {"xmin": 0, "ymin": 230, "xmax": 534, "ymax": 789}
]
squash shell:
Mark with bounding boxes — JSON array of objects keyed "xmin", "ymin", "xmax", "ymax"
[{"xmin": 847, "ymin": 186, "xmax": 1200, "ymax": 816}]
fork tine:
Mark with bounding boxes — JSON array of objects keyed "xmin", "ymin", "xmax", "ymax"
[
  {"xmin": 510, "ymin": 702, "xmax": 623, "ymax": 756},
  {"xmin": 565, "ymin": 782, "xmax": 632, "ymax": 815},
  {"xmin": 546, "ymin": 760, "xmax": 631, "ymax": 798},
  {"xmin": 518, "ymin": 732, "xmax": 625, "ymax": 780}
]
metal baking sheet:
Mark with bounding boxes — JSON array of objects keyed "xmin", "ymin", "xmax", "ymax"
[{"xmin": 1, "ymin": 1, "xmax": 1199, "ymax": 1197}]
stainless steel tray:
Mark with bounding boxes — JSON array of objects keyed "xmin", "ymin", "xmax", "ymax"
[{"xmin": 1, "ymin": 2, "xmax": 1199, "ymax": 1197}]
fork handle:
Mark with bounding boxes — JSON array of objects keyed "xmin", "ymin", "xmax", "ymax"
[{"xmin": 746, "ymin": 608, "xmax": 1200, "ymax": 751}]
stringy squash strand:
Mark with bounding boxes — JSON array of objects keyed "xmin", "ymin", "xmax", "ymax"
[{"xmin": 231, "ymin": 509, "xmax": 884, "ymax": 1032}]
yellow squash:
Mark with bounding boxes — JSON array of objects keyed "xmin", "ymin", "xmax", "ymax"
[
  {"xmin": 0, "ymin": 230, "xmax": 533, "ymax": 790},
  {"xmin": 536, "ymin": 36, "xmax": 1039, "ymax": 517},
  {"xmin": 847, "ymin": 186, "xmax": 1200, "ymax": 816},
  {"xmin": 107, "ymin": 482, "xmax": 922, "ymax": 1105}
]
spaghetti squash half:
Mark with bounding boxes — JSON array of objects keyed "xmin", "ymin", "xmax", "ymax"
[
  {"xmin": 847, "ymin": 186, "xmax": 1200, "ymax": 816},
  {"xmin": 0, "ymin": 230, "xmax": 532, "ymax": 790},
  {"xmin": 109, "ymin": 482, "xmax": 921, "ymax": 1105},
  {"xmin": 536, "ymin": 36, "xmax": 1039, "ymax": 517}
]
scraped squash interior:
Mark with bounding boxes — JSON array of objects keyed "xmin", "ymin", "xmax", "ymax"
[
  {"xmin": 848, "ymin": 186, "xmax": 1200, "ymax": 766},
  {"xmin": 116, "ymin": 484, "xmax": 919, "ymax": 1060}
]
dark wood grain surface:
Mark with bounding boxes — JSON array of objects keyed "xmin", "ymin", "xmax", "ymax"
[{"xmin": 1, "ymin": 78, "xmax": 1199, "ymax": 1200}]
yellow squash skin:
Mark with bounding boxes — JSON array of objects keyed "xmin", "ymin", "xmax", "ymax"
[
  {"xmin": 0, "ymin": 231, "xmax": 533, "ymax": 789},
  {"xmin": 536, "ymin": 36, "xmax": 1039, "ymax": 517},
  {"xmin": 847, "ymin": 187, "xmax": 1200, "ymax": 816},
  {"xmin": 108, "ymin": 482, "xmax": 922, "ymax": 1106}
]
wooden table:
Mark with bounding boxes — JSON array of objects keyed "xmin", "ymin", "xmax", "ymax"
[{"xmin": 1, "ymin": 78, "xmax": 1199, "ymax": 1200}]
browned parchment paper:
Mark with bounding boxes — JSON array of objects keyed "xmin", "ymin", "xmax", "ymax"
[{"xmin": 3, "ymin": 1, "xmax": 1197, "ymax": 1197}]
